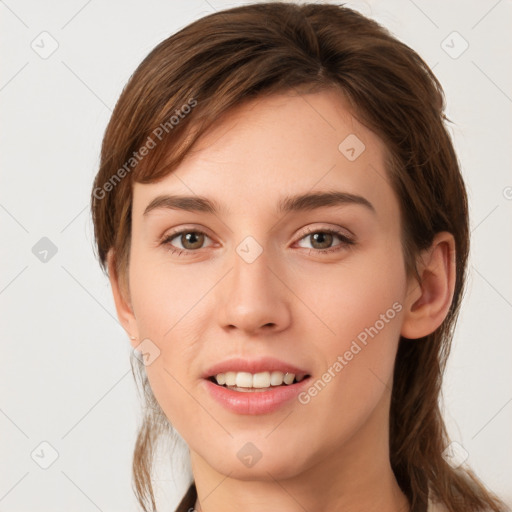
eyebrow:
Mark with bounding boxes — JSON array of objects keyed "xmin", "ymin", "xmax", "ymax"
[{"xmin": 143, "ymin": 191, "xmax": 376, "ymax": 217}]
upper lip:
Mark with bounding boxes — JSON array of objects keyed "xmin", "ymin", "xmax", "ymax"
[{"xmin": 202, "ymin": 357, "xmax": 310, "ymax": 379}]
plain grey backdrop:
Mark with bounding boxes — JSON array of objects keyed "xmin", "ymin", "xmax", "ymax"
[{"xmin": 1, "ymin": 0, "xmax": 511, "ymax": 510}]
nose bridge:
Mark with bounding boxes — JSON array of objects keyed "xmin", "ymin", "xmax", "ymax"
[{"xmin": 216, "ymin": 234, "xmax": 290, "ymax": 333}]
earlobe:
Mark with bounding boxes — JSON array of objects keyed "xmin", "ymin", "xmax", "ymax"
[
  {"xmin": 106, "ymin": 249, "xmax": 139, "ymax": 348},
  {"xmin": 400, "ymin": 232, "xmax": 456, "ymax": 339}
]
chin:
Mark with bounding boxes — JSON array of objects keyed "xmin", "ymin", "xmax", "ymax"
[
  {"xmin": 201, "ymin": 438, "xmax": 313, "ymax": 481},
  {"xmin": 214, "ymin": 460, "xmax": 307, "ymax": 482}
]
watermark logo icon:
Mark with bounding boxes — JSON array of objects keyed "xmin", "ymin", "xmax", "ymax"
[
  {"xmin": 237, "ymin": 442, "xmax": 263, "ymax": 468},
  {"xmin": 236, "ymin": 236, "xmax": 263, "ymax": 264},
  {"xmin": 31, "ymin": 441, "xmax": 59, "ymax": 469},
  {"xmin": 32, "ymin": 237, "xmax": 58, "ymax": 263},
  {"xmin": 442, "ymin": 441, "xmax": 469, "ymax": 469},
  {"xmin": 31, "ymin": 31, "xmax": 59, "ymax": 59},
  {"xmin": 338, "ymin": 134, "xmax": 365, "ymax": 161},
  {"xmin": 441, "ymin": 31, "xmax": 469, "ymax": 59},
  {"xmin": 133, "ymin": 338, "xmax": 161, "ymax": 366}
]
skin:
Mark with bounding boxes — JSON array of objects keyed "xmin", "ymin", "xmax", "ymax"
[{"xmin": 108, "ymin": 89, "xmax": 456, "ymax": 512}]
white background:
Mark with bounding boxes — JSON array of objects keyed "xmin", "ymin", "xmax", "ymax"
[{"xmin": 1, "ymin": 0, "xmax": 511, "ymax": 510}]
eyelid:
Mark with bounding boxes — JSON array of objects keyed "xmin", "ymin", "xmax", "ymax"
[
  {"xmin": 160, "ymin": 223, "xmax": 213, "ymax": 239},
  {"xmin": 296, "ymin": 224, "xmax": 354, "ymax": 240}
]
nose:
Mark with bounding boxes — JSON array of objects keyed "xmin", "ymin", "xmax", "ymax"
[{"xmin": 216, "ymin": 242, "xmax": 291, "ymax": 336}]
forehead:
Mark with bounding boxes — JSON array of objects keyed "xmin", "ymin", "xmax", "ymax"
[{"xmin": 132, "ymin": 89, "xmax": 398, "ymax": 224}]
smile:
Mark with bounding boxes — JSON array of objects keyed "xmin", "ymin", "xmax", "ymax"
[{"xmin": 210, "ymin": 370, "xmax": 309, "ymax": 391}]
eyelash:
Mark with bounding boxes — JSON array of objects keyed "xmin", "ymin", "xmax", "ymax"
[{"xmin": 160, "ymin": 226, "xmax": 355, "ymax": 257}]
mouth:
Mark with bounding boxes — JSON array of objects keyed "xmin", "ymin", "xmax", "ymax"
[
  {"xmin": 206, "ymin": 371, "xmax": 311, "ymax": 392},
  {"xmin": 201, "ymin": 357, "xmax": 312, "ymax": 413}
]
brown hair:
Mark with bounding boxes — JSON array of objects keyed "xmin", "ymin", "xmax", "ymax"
[{"xmin": 90, "ymin": 2, "xmax": 508, "ymax": 511}]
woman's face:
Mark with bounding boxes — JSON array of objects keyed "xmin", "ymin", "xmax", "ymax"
[{"xmin": 125, "ymin": 89, "xmax": 413, "ymax": 479}]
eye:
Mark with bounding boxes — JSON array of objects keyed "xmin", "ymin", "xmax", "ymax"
[
  {"xmin": 295, "ymin": 227, "xmax": 355, "ymax": 255},
  {"xmin": 161, "ymin": 229, "xmax": 213, "ymax": 256},
  {"xmin": 160, "ymin": 226, "xmax": 355, "ymax": 257}
]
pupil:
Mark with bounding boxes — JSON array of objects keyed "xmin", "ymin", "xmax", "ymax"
[
  {"xmin": 312, "ymin": 232, "xmax": 332, "ymax": 249},
  {"xmin": 183, "ymin": 232, "xmax": 202, "ymax": 249}
]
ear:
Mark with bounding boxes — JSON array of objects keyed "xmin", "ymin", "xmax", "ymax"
[
  {"xmin": 400, "ymin": 231, "xmax": 457, "ymax": 339},
  {"xmin": 107, "ymin": 249, "xmax": 140, "ymax": 349}
]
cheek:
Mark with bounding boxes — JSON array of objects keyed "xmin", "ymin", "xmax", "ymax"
[
  {"xmin": 129, "ymin": 248, "xmax": 214, "ymax": 340},
  {"xmin": 295, "ymin": 240, "xmax": 405, "ymax": 349},
  {"xmin": 293, "ymin": 244, "xmax": 405, "ymax": 413},
  {"xmin": 128, "ymin": 252, "xmax": 215, "ymax": 425}
]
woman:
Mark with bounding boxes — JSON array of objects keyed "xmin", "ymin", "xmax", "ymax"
[{"xmin": 90, "ymin": 2, "xmax": 509, "ymax": 511}]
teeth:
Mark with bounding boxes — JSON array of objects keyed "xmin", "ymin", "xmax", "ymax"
[
  {"xmin": 270, "ymin": 371, "xmax": 284, "ymax": 386},
  {"xmin": 235, "ymin": 372, "xmax": 253, "ymax": 388},
  {"xmin": 283, "ymin": 372, "xmax": 295, "ymax": 385},
  {"xmin": 213, "ymin": 371, "xmax": 306, "ymax": 388},
  {"xmin": 253, "ymin": 372, "xmax": 271, "ymax": 388}
]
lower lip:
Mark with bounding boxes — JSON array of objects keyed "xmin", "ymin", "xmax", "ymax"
[{"xmin": 203, "ymin": 378, "xmax": 311, "ymax": 415}]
